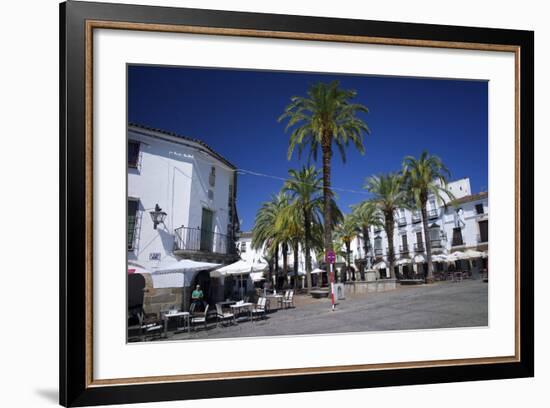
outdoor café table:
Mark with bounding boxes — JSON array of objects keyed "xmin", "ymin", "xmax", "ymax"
[
  {"xmin": 217, "ymin": 300, "xmax": 236, "ymax": 311},
  {"xmin": 230, "ymin": 302, "xmax": 253, "ymax": 322},
  {"xmin": 266, "ymin": 295, "xmax": 283, "ymax": 311},
  {"xmin": 162, "ymin": 311, "xmax": 190, "ymax": 337}
]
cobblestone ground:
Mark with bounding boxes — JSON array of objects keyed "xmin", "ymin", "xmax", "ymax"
[{"xmin": 156, "ymin": 280, "xmax": 488, "ymax": 342}]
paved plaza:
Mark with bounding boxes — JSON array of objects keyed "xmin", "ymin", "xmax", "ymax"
[{"xmin": 158, "ymin": 280, "xmax": 488, "ymax": 342}]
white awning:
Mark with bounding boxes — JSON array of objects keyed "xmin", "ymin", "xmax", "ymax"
[
  {"xmin": 432, "ymin": 254, "xmax": 448, "ymax": 262},
  {"xmin": 413, "ymin": 254, "xmax": 426, "ymax": 263},
  {"xmin": 373, "ymin": 261, "xmax": 387, "ymax": 270},
  {"xmin": 395, "ymin": 258, "xmax": 411, "ymax": 266},
  {"xmin": 210, "ymin": 259, "xmax": 268, "ymax": 278},
  {"xmin": 311, "ymin": 268, "xmax": 325, "ymax": 274},
  {"xmin": 250, "ymin": 272, "xmax": 266, "ymax": 282},
  {"xmin": 150, "ymin": 259, "xmax": 220, "ymax": 288}
]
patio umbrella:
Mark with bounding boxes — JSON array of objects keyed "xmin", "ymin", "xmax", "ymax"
[
  {"xmin": 447, "ymin": 251, "xmax": 468, "ymax": 262},
  {"xmin": 151, "ymin": 259, "xmax": 221, "ymax": 311},
  {"xmin": 395, "ymin": 258, "xmax": 411, "ymax": 266},
  {"xmin": 311, "ymin": 268, "xmax": 325, "ymax": 274},
  {"xmin": 211, "ymin": 260, "xmax": 268, "ymax": 299},
  {"xmin": 432, "ymin": 254, "xmax": 448, "ymax": 262},
  {"xmin": 413, "ymin": 254, "xmax": 426, "ymax": 263},
  {"xmin": 128, "ymin": 261, "xmax": 151, "ymax": 275},
  {"xmin": 373, "ymin": 261, "xmax": 387, "ymax": 270},
  {"xmin": 463, "ymin": 249, "xmax": 484, "ymax": 259}
]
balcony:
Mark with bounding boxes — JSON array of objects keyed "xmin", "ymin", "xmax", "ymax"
[
  {"xmin": 413, "ymin": 242, "xmax": 425, "ymax": 252},
  {"xmin": 397, "ymin": 217, "xmax": 407, "ymax": 227},
  {"xmin": 430, "ymin": 239, "xmax": 442, "ymax": 248},
  {"xmin": 477, "ymin": 234, "xmax": 488, "ymax": 243},
  {"xmin": 174, "ymin": 226, "xmax": 236, "ymax": 258},
  {"xmin": 412, "ymin": 212, "xmax": 421, "ymax": 223},
  {"xmin": 427, "ymin": 209, "xmax": 439, "ymax": 219},
  {"xmin": 399, "ymin": 244, "xmax": 409, "ymax": 254},
  {"xmin": 374, "ymin": 248, "xmax": 384, "ymax": 257}
]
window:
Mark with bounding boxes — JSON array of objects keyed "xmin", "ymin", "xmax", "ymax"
[
  {"xmin": 128, "ymin": 140, "xmax": 140, "ymax": 168},
  {"xmin": 241, "ymin": 242, "xmax": 247, "ymax": 253},
  {"xmin": 478, "ymin": 220, "xmax": 488, "ymax": 242},
  {"xmin": 127, "ymin": 199, "xmax": 139, "ymax": 250},
  {"xmin": 209, "ymin": 166, "xmax": 216, "ymax": 187},
  {"xmin": 429, "ymin": 225, "xmax": 441, "ymax": 247},
  {"xmin": 208, "ymin": 189, "xmax": 214, "ymax": 200},
  {"xmin": 475, "ymin": 203, "xmax": 484, "ymax": 215},
  {"xmin": 452, "ymin": 227, "xmax": 464, "ymax": 246}
]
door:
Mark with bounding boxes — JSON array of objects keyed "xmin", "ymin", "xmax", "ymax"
[{"xmin": 200, "ymin": 208, "xmax": 214, "ymax": 251}]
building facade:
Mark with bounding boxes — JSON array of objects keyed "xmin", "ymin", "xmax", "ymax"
[
  {"xmin": 351, "ymin": 178, "xmax": 488, "ymax": 278},
  {"xmin": 127, "ymin": 124, "xmax": 240, "ymax": 269}
]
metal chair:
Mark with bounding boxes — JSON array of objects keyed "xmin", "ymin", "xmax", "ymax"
[
  {"xmin": 251, "ymin": 297, "xmax": 267, "ymax": 321},
  {"xmin": 215, "ymin": 303, "xmax": 235, "ymax": 326},
  {"xmin": 191, "ymin": 304, "xmax": 209, "ymax": 331},
  {"xmin": 282, "ymin": 290, "xmax": 295, "ymax": 309}
]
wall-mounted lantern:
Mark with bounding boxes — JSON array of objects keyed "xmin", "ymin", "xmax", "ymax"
[{"xmin": 149, "ymin": 204, "xmax": 167, "ymax": 230}]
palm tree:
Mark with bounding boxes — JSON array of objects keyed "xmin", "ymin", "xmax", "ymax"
[
  {"xmin": 402, "ymin": 151, "xmax": 454, "ymax": 282},
  {"xmin": 279, "ymin": 81, "xmax": 370, "ymax": 256},
  {"xmin": 334, "ymin": 214, "xmax": 361, "ymax": 281},
  {"xmin": 351, "ymin": 200, "xmax": 383, "ymax": 271},
  {"xmin": 365, "ymin": 173, "xmax": 408, "ymax": 279},
  {"xmin": 274, "ymin": 201, "xmax": 305, "ymax": 289},
  {"xmin": 283, "ymin": 166, "xmax": 324, "ymax": 292},
  {"xmin": 252, "ymin": 192, "xmax": 290, "ymax": 287}
]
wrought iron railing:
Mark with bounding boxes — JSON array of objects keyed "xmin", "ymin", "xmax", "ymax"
[
  {"xmin": 412, "ymin": 212, "xmax": 421, "ymax": 223},
  {"xmin": 413, "ymin": 242, "xmax": 425, "ymax": 252},
  {"xmin": 374, "ymin": 248, "xmax": 384, "ymax": 256},
  {"xmin": 399, "ymin": 244, "xmax": 409, "ymax": 253},
  {"xmin": 428, "ymin": 209, "xmax": 439, "ymax": 219},
  {"xmin": 174, "ymin": 226, "xmax": 235, "ymax": 255},
  {"xmin": 397, "ymin": 217, "xmax": 407, "ymax": 226}
]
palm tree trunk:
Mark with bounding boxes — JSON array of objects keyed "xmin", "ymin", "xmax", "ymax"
[
  {"xmin": 321, "ymin": 140, "xmax": 333, "ymax": 252},
  {"xmin": 362, "ymin": 225, "xmax": 370, "ymax": 271},
  {"xmin": 303, "ymin": 208, "xmax": 313, "ymax": 292},
  {"xmin": 385, "ymin": 212, "xmax": 396, "ymax": 279},
  {"xmin": 421, "ymin": 205, "xmax": 434, "ymax": 282},
  {"xmin": 346, "ymin": 243, "xmax": 353, "ymax": 281},
  {"xmin": 274, "ymin": 250, "xmax": 279, "ymax": 288},
  {"xmin": 293, "ymin": 241, "xmax": 299, "ymax": 289},
  {"xmin": 282, "ymin": 242, "xmax": 288, "ymax": 289}
]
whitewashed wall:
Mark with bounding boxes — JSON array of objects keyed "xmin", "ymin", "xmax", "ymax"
[{"xmin": 127, "ymin": 127, "xmax": 234, "ymax": 268}]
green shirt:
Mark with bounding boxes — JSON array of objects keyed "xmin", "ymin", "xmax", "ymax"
[{"xmin": 191, "ymin": 289, "xmax": 204, "ymax": 300}]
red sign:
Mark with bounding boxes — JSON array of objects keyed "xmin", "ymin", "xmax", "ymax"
[{"xmin": 326, "ymin": 250, "xmax": 336, "ymax": 264}]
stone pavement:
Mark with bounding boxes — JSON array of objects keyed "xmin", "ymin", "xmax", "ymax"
[{"xmin": 158, "ymin": 280, "xmax": 488, "ymax": 342}]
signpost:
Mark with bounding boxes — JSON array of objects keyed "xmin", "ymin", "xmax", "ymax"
[{"xmin": 325, "ymin": 250, "xmax": 336, "ymax": 311}]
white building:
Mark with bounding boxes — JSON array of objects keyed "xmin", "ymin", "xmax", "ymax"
[
  {"xmin": 351, "ymin": 178, "xmax": 488, "ymax": 279},
  {"xmin": 127, "ymin": 124, "xmax": 240, "ymax": 313},
  {"xmin": 127, "ymin": 124, "xmax": 239, "ymax": 267}
]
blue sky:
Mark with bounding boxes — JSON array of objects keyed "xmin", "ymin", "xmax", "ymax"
[{"xmin": 128, "ymin": 65, "xmax": 488, "ymax": 231}]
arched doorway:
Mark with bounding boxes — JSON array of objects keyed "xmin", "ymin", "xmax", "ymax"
[{"xmin": 128, "ymin": 273, "xmax": 145, "ymax": 324}]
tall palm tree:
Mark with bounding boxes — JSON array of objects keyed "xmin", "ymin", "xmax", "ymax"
[
  {"xmin": 334, "ymin": 214, "xmax": 361, "ymax": 281},
  {"xmin": 365, "ymin": 174, "xmax": 408, "ymax": 279},
  {"xmin": 279, "ymin": 81, "xmax": 370, "ymax": 256},
  {"xmin": 402, "ymin": 151, "xmax": 454, "ymax": 282},
  {"xmin": 283, "ymin": 166, "xmax": 324, "ymax": 292},
  {"xmin": 351, "ymin": 200, "xmax": 383, "ymax": 271}
]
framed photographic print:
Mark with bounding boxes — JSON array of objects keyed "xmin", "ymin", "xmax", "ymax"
[{"xmin": 60, "ymin": 1, "xmax": 534, "ymax": 406}]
